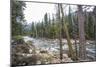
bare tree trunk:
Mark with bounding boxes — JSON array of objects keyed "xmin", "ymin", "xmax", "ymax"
[
  {"xmin": 57, "ymin": 4, "xmax": 63, "ymax": 61},
  {"xmin": 71, "ymin": 11, "xmax": 78, "ymax": 60},
  {"xmin": 77, "ymin": 5, "xmax": 86, "ymax": 60},
  {"xmin": 60, "ymin": 4, "xmax": 75, "ymax": 60}
]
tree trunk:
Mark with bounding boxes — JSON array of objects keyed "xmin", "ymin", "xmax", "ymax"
[
  {"xmin": 60, "ymin": 4, "xmax": 75, "ymax": 60},
  {"xmin": 77, "ymin": 5, "xmax": 86, "ymax": 60},
  {"xmin": 57, "ymin": 4, "xmax": 63, "ymax": 61}
]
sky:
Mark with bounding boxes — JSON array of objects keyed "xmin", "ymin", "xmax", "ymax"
[{"xmin": 24, "ymin": 2, "xmax": 56, "ymax": 23}]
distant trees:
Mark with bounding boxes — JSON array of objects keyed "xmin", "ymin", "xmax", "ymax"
[
  {"xmin": 44, "ymin": 13, "xmax": 49, "ymax": 37},
  {"xmin": 31, "ymin": 22, "xmax": 35, "ymax": 37},
  {"xmin": 29, "ymin": 13, "xmax": 59, "ymax": 39}
]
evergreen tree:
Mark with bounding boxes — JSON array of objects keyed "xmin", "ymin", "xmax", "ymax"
[{"xmin": 12, "ymin": 0, "xmax": 26, "ymax": 36}]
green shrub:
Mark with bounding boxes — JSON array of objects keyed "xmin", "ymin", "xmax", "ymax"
[{"xmin": 12, "ymin": 35, "xmax": 24, "ymax": 44}]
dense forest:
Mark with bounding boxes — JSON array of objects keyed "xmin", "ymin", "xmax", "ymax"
[{"xmin": 11, "ymin": 0, "xmax": 96, "ymax": 66}]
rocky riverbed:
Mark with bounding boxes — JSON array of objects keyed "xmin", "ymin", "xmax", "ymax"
[
  {"xmin": 23, "ymin": 36, "xmax": 96, "ymax": 61},
  {"xmin": 11, "ymin": 36, "xmax": 96, "ymax": 66}
]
